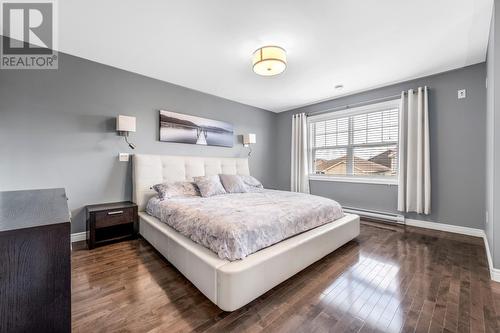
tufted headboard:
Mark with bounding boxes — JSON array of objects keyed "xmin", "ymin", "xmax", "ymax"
[{"xmin": 132, "ymin": 154, "xmax": 250, "ymax": 211}]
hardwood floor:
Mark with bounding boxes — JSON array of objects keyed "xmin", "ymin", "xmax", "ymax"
[{"xmin": 71, "ymin": 222, "xmax": 500, "ymax": 333}]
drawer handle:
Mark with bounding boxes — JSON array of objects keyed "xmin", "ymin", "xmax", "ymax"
[{"xmin": 107, "ymin": 210, "xmax": 124, "ymax": 215}]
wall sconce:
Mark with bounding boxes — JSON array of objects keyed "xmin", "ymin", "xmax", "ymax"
[
  {"xmin": 117, "ymin": 115, "xmax": 136, "ymax": 149},
  {"xmin": 243, "ymin": 133, "xmax": 256, "ymax": 157}
]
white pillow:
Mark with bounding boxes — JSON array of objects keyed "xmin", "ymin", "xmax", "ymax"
[
  {"xmin": 151, "ymin": 181, "xmax": 200, "ymax": 200},
  {"xmin": 193, "ymin": 175, "xmax": 227, "ymax": 197},
  {"xmin": 219, "ymin": 174, "xmax": 248, "ymax": 193},
  {"xmin": 240, "ymin": 175, "xmax": 264, "ymax": 190}
]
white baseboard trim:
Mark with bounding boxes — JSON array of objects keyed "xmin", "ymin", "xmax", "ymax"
[
  {"xmin": 491, "ymin": 268, "xmax": 500, "ymax": 282},
  {"xmin": 71, "ymin": 232, "xmax": 86, "ymax": 243},
  {"xmin": 482, "ymin": 234, "xmax": 500, "ymax": 282},
  {"xmin": 403, "ymin": 218, "xmax": 485, "ymax": 238}
]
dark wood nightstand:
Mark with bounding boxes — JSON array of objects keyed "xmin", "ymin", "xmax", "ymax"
[{"xmin": 86, "ymin": 201, "xmax": 138, "ymax": 249}]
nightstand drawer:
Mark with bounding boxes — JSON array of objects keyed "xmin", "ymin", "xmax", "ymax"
[{"xmin": 94, "ymin": 208, "xmax": 134, "ymax": 229}]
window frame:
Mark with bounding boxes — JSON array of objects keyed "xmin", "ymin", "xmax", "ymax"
[{"xmin": 307, "ymin": 99, "xmax": 401, "ymax": 185}]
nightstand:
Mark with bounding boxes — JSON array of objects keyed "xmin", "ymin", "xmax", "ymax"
[{"xmin": 86, "ymin": 201, "xmax": 138, "ymax": 249}]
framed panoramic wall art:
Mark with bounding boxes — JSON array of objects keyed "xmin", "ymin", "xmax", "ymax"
[{"xmin": 159, "ymin": 110, "xmax": 234, "ymax": 147}]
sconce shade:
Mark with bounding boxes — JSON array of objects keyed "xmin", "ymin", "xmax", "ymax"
[
  {"xmin": 117, "ymin": 115, "xmax": 136, "ymax": 132},
  {"xmin": 243, "ymin": 133, "xmax": 256, "ymax": 145}
]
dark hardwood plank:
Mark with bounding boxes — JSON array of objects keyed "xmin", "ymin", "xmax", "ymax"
[{"xmin": 71, "ymin": 221, "xmax": 500, "ymax": 333}]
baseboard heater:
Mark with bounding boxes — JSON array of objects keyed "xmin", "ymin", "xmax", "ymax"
[{"xmin": 343, "ymin": 206, "xmax": 405, "ymax": 223}]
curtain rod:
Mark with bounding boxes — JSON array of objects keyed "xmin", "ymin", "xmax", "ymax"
[{"xmin": 306, "ymin": 87, "xmax": 429, "ymax": 117}]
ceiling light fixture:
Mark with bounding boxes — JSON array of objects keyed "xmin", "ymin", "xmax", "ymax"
[{"xmin": 252, "ymin": 46, "xmax": 287, "ymax": 76}]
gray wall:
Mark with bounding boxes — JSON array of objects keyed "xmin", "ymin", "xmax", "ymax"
[
  {"xmin": 486, "ymin": 1, "xmax": 499, "ymax": 268},
  {"xmin": 0, "ymin": 52, "xmax": 278, "ymax": 233},
  {"xmin": 0, "ymin": 44, "xmax": 489, "ymax": 236},
  {"xmin": 276, "ymin": 63, "xmax": 487, "ymax": 230}
]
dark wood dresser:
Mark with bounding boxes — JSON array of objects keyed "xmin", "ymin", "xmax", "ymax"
[{"xmin": 0, "ymin": 188, "xmax": 71, "ymax": 333}]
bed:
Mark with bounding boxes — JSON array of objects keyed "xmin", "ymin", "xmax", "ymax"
[{"xmin": 133, "ymin": 154, "xmax": 360, "ymax": 311}]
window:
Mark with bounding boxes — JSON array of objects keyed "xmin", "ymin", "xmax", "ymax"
[{"xmin": 308, "ymin": 99, "xmax": 400, "ymax": 184}]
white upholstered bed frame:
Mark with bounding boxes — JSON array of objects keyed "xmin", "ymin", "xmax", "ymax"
[{"xmin": 133, "ymin": 154, "xmax": 360, "ymax": 311}]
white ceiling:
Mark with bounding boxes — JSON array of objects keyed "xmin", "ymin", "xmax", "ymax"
[{"xmin": 56, "ymin": 0, "xmax": 492, "ymax": 112}]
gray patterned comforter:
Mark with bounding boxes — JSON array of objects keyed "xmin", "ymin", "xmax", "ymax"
[{"xmin": 146, "ymin": 190, "xmax": 344, "ymax": 261}]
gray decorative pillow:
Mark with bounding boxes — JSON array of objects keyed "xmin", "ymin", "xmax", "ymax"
[
  {"xmin": 219, "ymin": 174, "xmax": 248, "ymax": 194},
  {"xmin": 151, "ymin": 181, "xmax": 200, "ymax": 200},
  {"xmin": 194, "ymin": 175, "xmax": 227, "ymax": 197},
  {"xmin": 240, "ymin": 175, "xmax": 264, "ymax": 190}
]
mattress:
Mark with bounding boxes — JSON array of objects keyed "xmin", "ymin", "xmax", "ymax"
[{"xmin": 146, "ymin": 189, "xmax": 344, "ymax": 261}]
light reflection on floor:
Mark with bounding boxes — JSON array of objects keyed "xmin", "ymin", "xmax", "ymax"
[{"xmin": 318, "ymin": 255, "xmax": 404, "ymax": 332}]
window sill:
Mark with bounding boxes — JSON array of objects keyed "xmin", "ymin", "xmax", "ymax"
[{"xmin": 308, "ymin": 175, "xmax": 398, "ymax": 186}]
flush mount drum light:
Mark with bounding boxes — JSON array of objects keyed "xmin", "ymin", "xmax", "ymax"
[{"xmin": 252, "ymin": 46, "xmax": 287, "ymax": 76}]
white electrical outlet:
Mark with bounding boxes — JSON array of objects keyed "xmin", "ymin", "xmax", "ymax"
[
  {"xmin": 457, "ymin": 89, "xmax": 466, "ymax": 99},
  {"xmin": 119, "ymin": 153, "xmax": 130, "ymax": 162}
]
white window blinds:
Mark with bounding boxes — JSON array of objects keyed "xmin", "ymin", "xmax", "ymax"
[{"xmin": 308, "ymin": 99, "xmax": 400, "ymax": 181}]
